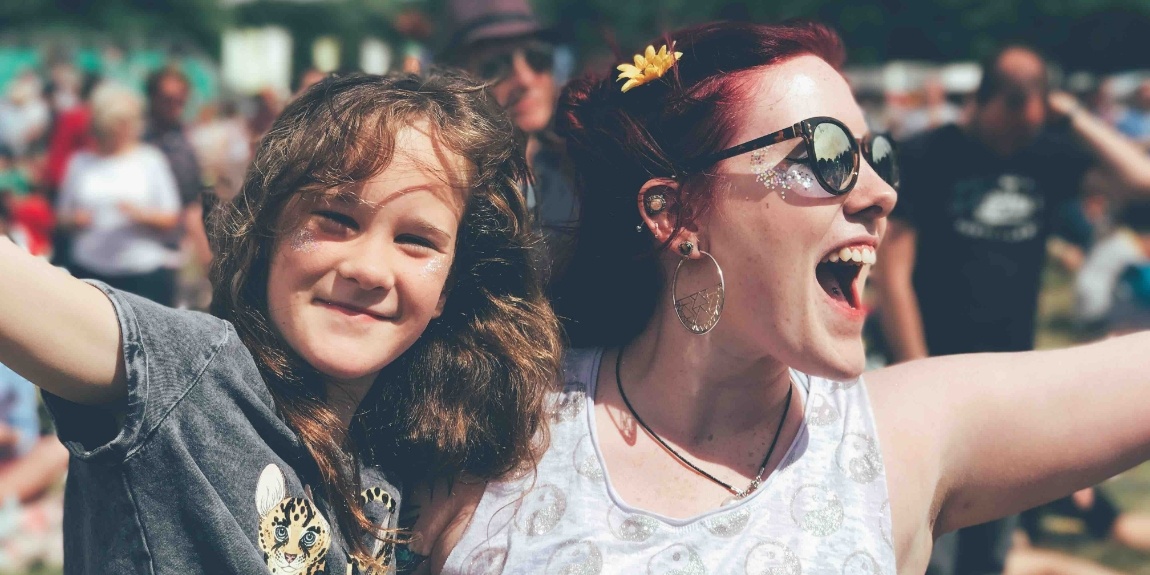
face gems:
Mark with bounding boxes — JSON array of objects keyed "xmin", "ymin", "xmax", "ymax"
[
  {"xmin": 289, "ymin": 228, "xmax": 318, "ymax": 253},
  {"xmin": 750, "ymin": 149, "xmax": 816, "ymax": 200}
]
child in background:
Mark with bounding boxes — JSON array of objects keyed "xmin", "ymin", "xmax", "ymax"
[{"xmin": 1074, "ymin": 202, "xmax": 1150, "ymax": 333}]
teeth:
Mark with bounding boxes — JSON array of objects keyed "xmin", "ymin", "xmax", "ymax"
[{"xmin": 821, "ymin": 245, "xmax": 876, "ymax": 265}]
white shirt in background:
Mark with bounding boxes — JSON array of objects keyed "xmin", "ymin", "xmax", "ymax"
[
  {"xmin": 1075, "ymin": 229, "xmax": 1150, "ymax": 323},
  {"xmin": 57, "ymin": 146, "xmax": 181, "ymax": 276}
]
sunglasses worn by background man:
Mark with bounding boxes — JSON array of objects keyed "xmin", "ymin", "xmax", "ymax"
[{"xmin": 467, "ymin": 41, "xmax": 555, "ymax": 82}]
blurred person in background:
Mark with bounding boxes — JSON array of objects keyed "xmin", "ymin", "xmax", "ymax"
[
  {"xmin": 1071, "ymin": 201, "xmax": 1145, "ymax": 331},
  {"xmin": 0, "ymin": 72, "xmax": 50, "ymax": 160},
  {"xmin": 875, "ymin": 45, "xmax": 1150, "ymax": 575},
  {"xmin": 895, "ymin": 75, "xmax": 964, "ymax": 140},
  {"xmin": 144, "ymin": 66, "xmax": 202, "ymax": 209},
  {"xmin": 1116, "ymin": 79, "xmax": 1150, "ymax": 148},
  {"xmin": 293, "ymin": 67, "xmax": 328, "ymax": 99},
  {"xmin": 438, "ymin": 0, "xmax": 579, "ymax": 281},
  {"xmin": 246, "ymin": 87, "xmax": 283, "ymax": 145},
  {"xmin": 0, "ymin": 148, "xmax": 53, "ymax": 260},
  {"xmin": 43, "ymin": 73, "xmax": 99, "ymax": 197},
  {"xmin": 145, "ymin": 66, "xmax": 209, "ymax": 309},
  {"xmin": 189, "ymin": 99, "xmax": 250, "ymax": 204},
  {"xmin": 56, "ymin": 83, "xmax": 182, "ymax": 305}
]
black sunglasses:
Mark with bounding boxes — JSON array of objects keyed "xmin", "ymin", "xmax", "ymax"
[
  {"xmin": 470, "ymin": 42, "xmax": 555, "ymax": 82},
  {"xmin": 681, "ymin": 116, "xmax": 900, "ymax": 196}
]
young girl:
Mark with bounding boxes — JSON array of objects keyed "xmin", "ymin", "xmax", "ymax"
[{"xmin": 0, "ymin": 72, "xmax": 561, "ymax": 574}]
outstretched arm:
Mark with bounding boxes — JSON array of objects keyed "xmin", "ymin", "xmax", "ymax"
[
  {"xmin": 0, "ymin": 237, "xmax": 125, "ymax": 405},
  {"xmin": 1050, "ymin": 92, "xmax": 1150, "ymax": 197},
  {"xmin": 869, "ymin": 332, "xmax": 1150, "ymax": 536}
]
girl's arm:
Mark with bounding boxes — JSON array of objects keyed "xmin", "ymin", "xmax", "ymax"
[
  {"xmin": 0, "ymin": 237, "xmax": 125, "ymax": 405},
  {"xmin": 867, "ymin": 332, "xmax": 1150, "ymax": 536}
]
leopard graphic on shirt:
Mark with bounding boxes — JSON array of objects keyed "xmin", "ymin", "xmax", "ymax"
[
  {"xmin": 255, "ymin": 464, "xmax": 399, "ymax": 575},
  {"xmin": 256, "ymin": 464, "xmax": 333, "ymax": 575}
]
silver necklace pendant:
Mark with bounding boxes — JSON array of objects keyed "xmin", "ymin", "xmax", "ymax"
[{"xmin": 730, "ymin": 476, "xmax": 764, "ymax": 501}]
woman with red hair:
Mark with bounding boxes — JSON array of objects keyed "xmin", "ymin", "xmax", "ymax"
[{"xmin": 404, "ymin": 21, "xmax": 1150, "ymax": 574}]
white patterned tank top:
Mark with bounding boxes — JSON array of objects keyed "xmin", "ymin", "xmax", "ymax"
[{"xmin": 442, "ymin": 347, "xmax": 896, "ymax": 575}]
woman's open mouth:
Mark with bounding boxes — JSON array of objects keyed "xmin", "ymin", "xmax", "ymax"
[{"xmin": 815, "ymin": 244, "xmax": 876, "ymax": 312}]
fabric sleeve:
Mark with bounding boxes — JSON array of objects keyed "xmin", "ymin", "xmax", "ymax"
[{"xmin": 42, "ymin": 281, "xmax": 232, "ymax": 463}]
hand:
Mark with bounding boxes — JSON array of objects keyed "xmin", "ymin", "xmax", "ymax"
[
  {"xmin": 0, "ymin": 424, "xmax": 19, "ymax": 458},
  {"xmin": 118, "ymin": 202, "xmax": 144, "ymax": 223},
  {"xmin": 1048, "ymin": 91, "xmax": 1085, "ymax": 120},
  {"xmin": 70, "ymin": 210, "xmax": 93, "ymax": 230}
]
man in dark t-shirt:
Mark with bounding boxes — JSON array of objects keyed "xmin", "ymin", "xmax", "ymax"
[
  {"xmin": 893, "ymin": 124, "xmax": 1092, "ymax": 354},
  {"xmin": 876, "ymin": 46, "xmax": 1150, "ymax": 575}
]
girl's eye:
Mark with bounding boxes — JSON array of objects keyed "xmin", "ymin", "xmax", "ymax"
[
  {"xmin": 397, "ymin": 234, "xmax": 437, "ymax": 251},
  {"xmin": 313, "ymin": 210, "xmax": 357, "ymax": 233}
]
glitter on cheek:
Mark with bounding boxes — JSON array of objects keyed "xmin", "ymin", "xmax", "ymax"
[
  {"xmin": 288, "ymin": 228, "xmax": 318, "ymax": 253},
  {"xmin": 750, "ymin": 149, "xmax": 819, "ymax": 198},
  {"xmin": 420, "ymin": 257, "xmax": 449, "ymax": 278}
]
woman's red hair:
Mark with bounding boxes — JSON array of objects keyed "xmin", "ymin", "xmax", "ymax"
[{"xmin": 552, "ymin": 20, "xmax": 846, "ymax": 347}]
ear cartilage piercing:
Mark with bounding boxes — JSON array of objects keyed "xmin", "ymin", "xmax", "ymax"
[
  {"xmin": 678, "ymin": 241, "xmax": 694, "ymax": 257},
  {"xmin": 644, "ymin": 193, "xmax": 668, "ymax": 216}
]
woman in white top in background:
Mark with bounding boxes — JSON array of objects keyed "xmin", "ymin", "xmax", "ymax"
[
  {"xmin": 403, "ymin": 21, "xmax": 1150, "ymax": 575},
  {"xmin": 57, "ymin": 82, "xmax": 181, "ymax": 305}
]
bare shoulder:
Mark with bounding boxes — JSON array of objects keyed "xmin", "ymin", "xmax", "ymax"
[
  {"xmin": 404, "ymin": 480, "xmax": 487, "ymax": 575},
  {"xmin": 861, "ymin": 364, "xmax": 949, "ymax": 571}
]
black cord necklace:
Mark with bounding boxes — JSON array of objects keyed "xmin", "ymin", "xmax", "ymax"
[{"xmin": 614, "ymin": 345, "xmax": 794, "ymax": 500}]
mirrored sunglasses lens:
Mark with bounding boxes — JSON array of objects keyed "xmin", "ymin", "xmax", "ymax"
[
  {"xmin": 812, "ymin": 122, "xmax": 856, "ymax": 193},
  {"xmin": 869, "ymin": 135, "xmax": 899, "ymax": 189},
  {"xmin": 524, "ymin": 46, "xmax": 555, "ymax": 73},
  {"xmin": 475, "ymin": 54, "xmax": 513, "ymax": 80}
]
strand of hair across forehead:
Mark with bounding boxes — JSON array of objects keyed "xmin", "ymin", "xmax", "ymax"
[{"xmin": 614, "ymin": 344, "xmax": 793, "ymax": 499}]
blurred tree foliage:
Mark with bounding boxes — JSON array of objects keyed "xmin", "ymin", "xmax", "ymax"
[
  {"xmin": 0, "ymin": 0, "xmax": 230, "ymax": 54},
  {"xmin": 3, "ymin": 0, "xmax": 1150, "ymax": 72},
  {"xmin": 516, "ymin": 0, "xmax": 1150, "ymax": 71}
]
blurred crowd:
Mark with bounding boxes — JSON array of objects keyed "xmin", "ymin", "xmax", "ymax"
[{"xmin": 4, "ymin": 0, "xmax": 1150, "ymax": 574}]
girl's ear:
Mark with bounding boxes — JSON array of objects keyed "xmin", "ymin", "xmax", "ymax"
[
  {"xmin": 433, "ymin": 290, "xmax": 447, "ymax": 319},
  {"xmin": 637, "ymin": 178, "xmax": 702, "ymax": 260}
]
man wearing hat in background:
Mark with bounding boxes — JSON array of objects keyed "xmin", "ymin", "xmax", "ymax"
[{"xmin": 438, "ymin": 0, "xmax": 579, "ymax": 283}]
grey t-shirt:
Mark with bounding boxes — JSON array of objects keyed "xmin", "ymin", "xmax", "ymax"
[{"xmin": 45, "ymin": 282, "xmax": 400, "ymax": 574}]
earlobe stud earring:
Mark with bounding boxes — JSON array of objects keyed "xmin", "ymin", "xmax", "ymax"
[{"xmin": 678, "ymin": 241, "xmax": 694, "ymax": 257}]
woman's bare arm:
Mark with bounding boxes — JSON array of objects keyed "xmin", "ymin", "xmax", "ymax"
[
  {"xmin": 0, "ymin": 237, "xmax": 125, "ymax": 405},
  {"xmin": 868, "ymin": 332, "xmax": 1150, "ymax": 536}
]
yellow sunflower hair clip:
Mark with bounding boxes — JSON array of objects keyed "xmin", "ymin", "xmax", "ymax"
[{"xmin": 616, "ymin": 43, "xmax": 683, "ymax": 93}]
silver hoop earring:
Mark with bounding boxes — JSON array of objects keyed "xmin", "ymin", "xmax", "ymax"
[{"xmin": 672, "ymin": 250, "xmax": 725, "ymax": 335}]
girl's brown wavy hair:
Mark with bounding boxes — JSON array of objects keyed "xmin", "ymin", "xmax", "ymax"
[{"xmin": 207, "ymin": 71, "xmax": 562, "ymax": 571}]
